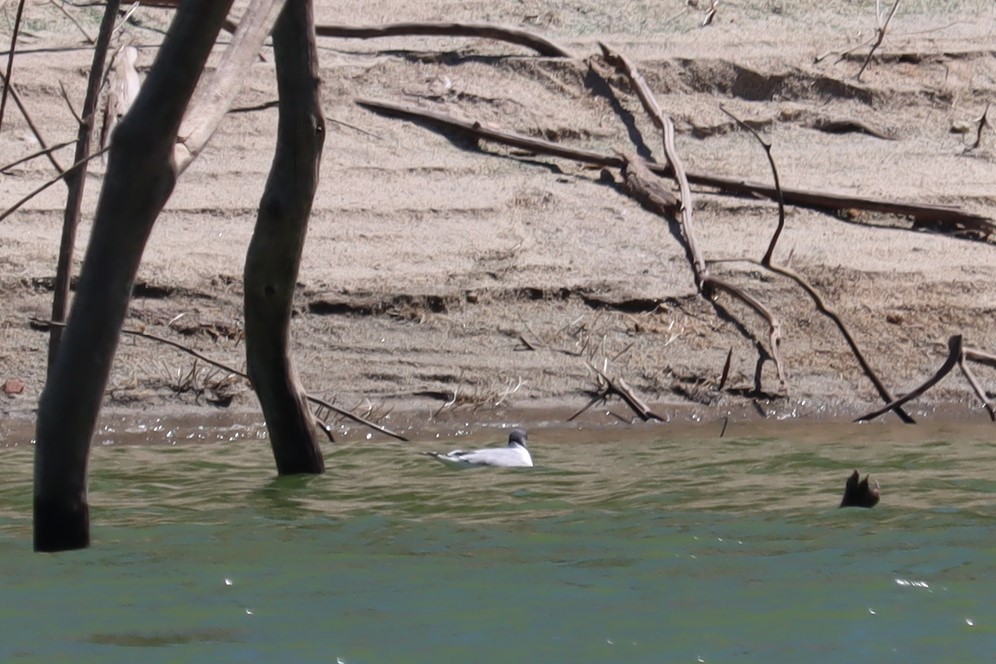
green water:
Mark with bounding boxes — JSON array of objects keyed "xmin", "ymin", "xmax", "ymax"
[{"xmin": 1, "ymin": 420, "xmax": 994, "ymax": 662}]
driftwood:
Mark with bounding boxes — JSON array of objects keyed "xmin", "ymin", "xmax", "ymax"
[
  {"xmin": 569, "ymin": 363, "xmax": 665, "ymax": 423},
  {"xmin": 315, "ymin": 22, "xmax": 574, "ymax": 58},
  {"xmin": 856, "ymin": 336, "xmax": 996, "ymax": 422},
  {"xmin": 715, "ymin": 106, "xmax": 913, "ymax": 423},
  {"xmin": 600, "ymin": 44, "xmax": 788, "ymax": 393},
  {"xmin": 355, "ymin": 97, "xmax": 995, "ymax": 237}
]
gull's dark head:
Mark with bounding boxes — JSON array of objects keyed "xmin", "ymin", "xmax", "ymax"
[
  {"xmin": 840, "ymin": 470, "xmax": 880, "ymax": 508},
  {"xmin": 507, "ymin": 428, "xmax": 528, "ymax": 448}
]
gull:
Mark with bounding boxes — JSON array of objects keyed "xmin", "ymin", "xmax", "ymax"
[{"xmin": 424, "ymin": 428, "xmax": 533, "ymax": 468}]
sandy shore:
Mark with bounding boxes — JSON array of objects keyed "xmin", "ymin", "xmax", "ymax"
[{"xmin": 2, "ymin": 0, "xmax": 995, "ymax": 437}]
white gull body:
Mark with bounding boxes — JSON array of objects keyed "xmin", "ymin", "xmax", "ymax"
[{"xmin": 425, "ymin": 428, "xmax": 533, "ymax": 468}]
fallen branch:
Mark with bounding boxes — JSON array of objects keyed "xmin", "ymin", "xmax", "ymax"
[
  {"xmin": 601, "ymin": 44, "xmax": 787, "ymax": 392},
  {"xmin": 569, "ymin": 362, "xmax": 665, "ymax": 422},
  {"xmin": 855, "ymin": 335, "xmax": 961, "ymax": 422},
  {"xmin": 355, "ymin": 97, "xmax": 994, "ymax": 236},
  {"xmin": 852, "ymin": 335, "xmax": 996, "ymax": 423},
  {"xmin": 29, "ymin": 318, "xmax": 410, "ymax": 441},
  {"xmin": 715, "ymin": 106, "xmax": 914, "ymax": 423},
  {"xmin": 315, "ymin": 22, "xmax": 574, "ymax": 58}
]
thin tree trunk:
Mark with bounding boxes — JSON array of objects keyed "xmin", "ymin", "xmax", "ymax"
[
  {"xmin": 48, "ymin": 0, "xmax": 121, "ymax": 373},
  {"xmin": 33, "ymin": 1, "xmax": 234, "ymax": 553},
  {"xmin": 244, "ymin": 0, "xmax": 325, "ymax": 474}
]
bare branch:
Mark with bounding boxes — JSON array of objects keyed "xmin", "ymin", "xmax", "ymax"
[
  {"xmin": 49, "ymin": 0, "xmax": 95, "ymax": 43},
  {"xmin": 0, "ymin": 0, "xmax": 26, "ymax": 132},
  {"xmin": 31, "ymin": 318, "xmax": 411, "ymax": 441},
  {"xmin": 0, "ymin": 140, "xmax": 76, "ymax": 174},
  {"xmin": 0, "ymin": 70, "xmax": 65, "ymax": 174},
  {"xmin": 0, "ymin": 147, "xmax": 108, "ymax": 225},
  {"xmin": 856, "ymin": 0, "xmax": 902, "ymax": 81},
  {"xmin": 175, "ymin": 0, "xmax": 288, "ymax": 173},
  {"xmin": 855, "ymin": 335, "xmax": 960, "ymax": 422},
  {"xmin": 357, "ymin": 97, "xmax": 994, "ymax": 235},
  {"xmin": 49, "ymin": 0, "xmax": 122, "ymax": 370},
  {"xmin": 719, "ymin": 104, "xmax": 785, "ymax": 265},
  {"xmin": 315, "ymin": 21, "xmax": 574, "ymax": 58}
]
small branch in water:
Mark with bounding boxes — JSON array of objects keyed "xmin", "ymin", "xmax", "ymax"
[{"xmin": 29, "ymin": 317, "xmax": 410, "ymax": 441}]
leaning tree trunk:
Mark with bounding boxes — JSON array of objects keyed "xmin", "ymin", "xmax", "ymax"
[
  {"xmin": 244, "ymin": 0, "xmax": 326, "ymax": 474},
  {"xmin": 33, "ymin": 2, "xmax": 234, "ymax": 553}
]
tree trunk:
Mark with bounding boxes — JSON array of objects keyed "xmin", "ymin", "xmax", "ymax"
[
  {"xmin": 244, "ymin": 0, "xmax": 326, "ymax": 474},
  {"xmin": 33, "ymin": 1, "xmax": 234, "ymax": 553}
]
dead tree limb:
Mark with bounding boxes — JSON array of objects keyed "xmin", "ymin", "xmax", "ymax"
[
  {"xmin": 355, "ymin": 97, "xmax": 994, "ymax": 236},
  {"xmin": 31, "ymin": 318, "xmax": 409, "ymax": 440},
  {"xmin": 719, "ymin": 105, "xmax": 785, "ymax": 265},
  {"xmin": 855, "ymin": 335, "xmax": 961, "ymax": 422},
  {"xmin": 0, "ymin": 147, "xmax": 108, "ymax": 225},
  {"xmin": 857, "ymin": 0, "xmax": 902, "ymax": 81},
  {"xmin": 714, "ymin": 106, "xmax": 914, "ymax": 423},
  {"xmin": 735, "ymin": 259, "xmax": 915, "ymax": 423},
  {"xmin": 0, "ymin": 71, "xmax": 65, "ymax": 174},
  {"xmin": 0, "ymin": 140, "xmax": 76, "ymax": 173},
  {"xmin": 175, "ymin": 0, "xmax": 287, "ymax": 172},
  {"xmin": 601, "ymin": 44, "xmax": 788, "ymax": 392},
  {"xmin": 315, "ymin": 22, "xmax": 574, "ymax": 58},
  {"xmin": 48, "ymin": 0, "xmax": 122, "ymax": 373},
  {"xmin": 0, "ymin": 0, "xmax": 26, "ymax": 132},
  {"xmin": 569, "ymin": 362, "xmax": 665, "ymax": 422},
  {"xmin": 34, "ymin": 1, "xmax": 236, "ymax": 553},
  {"xmin": 958, "ymin": 354, "xmax": 995, "ymax": 421},
  {"xmin": 243, "ymin": 0, "xmax": 326, "ymax": 474}
]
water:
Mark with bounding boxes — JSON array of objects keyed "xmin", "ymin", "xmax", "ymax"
[{"xmin": 1, "ymin": 419, "xmax": 994, "ymax": 662}]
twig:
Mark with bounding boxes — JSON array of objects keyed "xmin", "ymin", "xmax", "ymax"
[
  {"xmin": 30, "ymin": 317, "xmax": 411, "ymax": 441},
  {"xmin": 50, "ymin": 0, "xmax": 95, "ymax": 43},
  {"xmin": 0, "ymin": 139, "xmax": 76, "ymax": 173},
  {"xmin": 569, "ymin": 363, "xmax": 665, "ymax": 422},
  {"xmin": 0, "ymin": 0, "xmax": 26, "ymax": 132},
  {"xmin": 856, "ymin": 0, "xmax": 901, "ymax": 81},
  {"xmin": 315, "ymin": 22, "xmax": 574, "ymax": 58},
  {"xmin": 718, "ymin": 347, "xmax": 732, "ymax": 390},
  {"xmin": 855, "ymin": 335, "xmax": 960, "ymax": 421},
  {"xmin": 112, "ymin": 2, "xmax": 141, "ymax": 36},
  {"xmin": 958, "ymin": 354, "xmax": 995, "ymax": 421},
  {"xmin": 57, "ymin": 80, "xmax": 84, "ymax": 126},
  {"xmin": 0, "ymin": 147, "xmax": 108, "ymax": 225},
  {"xmin": 719, "ymin": 105, "xmax": 785, "ymax": 265},
  {"xmin": 356, "ymin": 97, "xmax": 995, "ymax": 236},
  {"xmin": 0, "ymin": 71, "xmax": 65, "ymax": 174}
]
